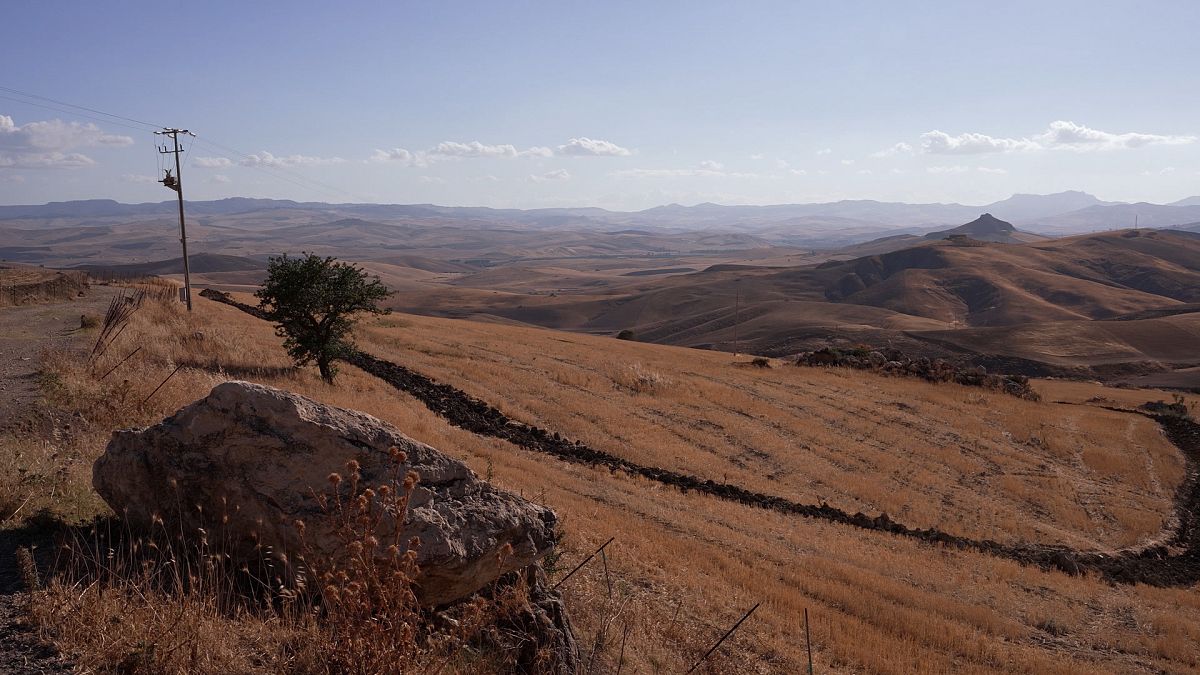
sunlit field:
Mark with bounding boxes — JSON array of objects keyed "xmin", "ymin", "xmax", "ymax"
[{"xmin": 10, "ymin": 293, "xmax": 1199, "ymax": 673}]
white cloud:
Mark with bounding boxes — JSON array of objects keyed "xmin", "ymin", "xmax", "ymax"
[
  {"xmin": 699, "ymin": 160, "xmax": 724, "ymax": 170},
  {"xmin": 418, "ymin": 175, "xmax": 447, "ymax": 184},
  {"xmin": 926, "ymin": 165, "xmax": 970, "ymax": 174},
  {"xmin": 530, "ymin": 168, "xmax": 571, "ymax": 183},
  {"xmin": 921, "ymin": 130, "xmax": 1038, "ymax": 155},
  {"xmin": 210, "ymin": 174, "xmax": 231, "ymax": 184},
  {"xmin": 430, "ymin": 141, "xmax": 523, "ymax": 159},
  {"xmin": 789, "ymin": 168, "xmax": 807, "ymax": 176},
  {"xmin": 1036, "ymin": 120, "xmax": 1196, "ymax": 150},
  {"xmin": 870, "ymin": 142, "xmax": 913, "ymax": 158},
  {"xmin": 1141, "ymin": 167, "xmax": 1177, "ymax": 176},
  {"xmin": 240, "ymin": 151, "xmax": 344, "ymax": 167},
  {"xmin": 0, "ymin": 152, "xmax": 94, "ymax": 169},
  {"xmin": 976, "ymin": 166, "xmax": 1008, "ymax": 174},
  {"xmin": 194, "ymin": 156, "xmax": 233, "ymax": 168},
  {"xmin": 774, "ymin": 159, "xmax": 789, "ymax": 169},
  {"xmin": 815, "ymin": 148, "xmax": 832, "ymax": 156},
  {"xmin": 0, "ymin": 174, "xmax": 25, "ymax": 183},
  {"xmin": 748, "ymin": 153, "xmax": 765, "ymax": 160},
  {"xmin": 364, "ymin": 138, "xmax": 590, "ymax": 165},
  {"xmin": 920, "ymin": 120, "xmax": 1195, "ymax": 155},
  {"xmin": 557, "ymin": 137, "xmax": 632, "ymax": 156},
  {"xmin": 611, "ymin": 167, "xmax": 762, "ymax": 179},
  {"xmin": 857, "ymin": 169, "xmax": 873, "ymax": 175},
  {"xmin": 0, "ymin": 114, "xmax": 133, "ymax": 169},
  {"xmin": 370, "ymin": 147, "xmax": 416, "ymax": 164},
  {"xmin": 840, "ymin": 159, "xmax": 855, "ymax": 166}
]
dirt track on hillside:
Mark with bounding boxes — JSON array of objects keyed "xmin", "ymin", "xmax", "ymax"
[{"xmin": 204, "ymin": 288, "xmax": 1200, "ymax": 587}]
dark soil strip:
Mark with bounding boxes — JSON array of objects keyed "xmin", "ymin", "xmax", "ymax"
[{"xmin": 203, "ymin": 289, "xmax": 1200, "ymax": 587}]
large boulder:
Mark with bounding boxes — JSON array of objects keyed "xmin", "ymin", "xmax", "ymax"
[{"xmin": 93, "ymin": 381, "xmax": 558, "ymax": 607}]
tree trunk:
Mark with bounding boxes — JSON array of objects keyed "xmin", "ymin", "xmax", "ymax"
[{"xmin": 317, "ymin": 357, "xmax": 334, "ymax": 383}]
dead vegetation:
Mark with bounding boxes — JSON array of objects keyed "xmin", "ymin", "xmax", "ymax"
[
  {"xmin": 0, "ymin": 267, "xmax": 88, "ymax": 308},
  {"xmin": 5, "ymin": 292, "xmax": 1200, "ymax": 673}
]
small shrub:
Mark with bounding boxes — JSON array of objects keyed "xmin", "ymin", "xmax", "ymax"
[
  {"xmin": 750, "ymin": 357, "xmax": 771, "ymax": 369},
  {"xmin": 611, "ymin": 362, "xmax": 672, "ymax": 394},
  {"xmin": 616, "ymin": 329, "xmax": 635, "ymax": 341},
  {"xmin": 79, "ymin": 313, "xmax": 100, "ymax": 329}
]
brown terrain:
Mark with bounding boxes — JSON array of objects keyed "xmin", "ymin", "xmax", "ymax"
[
  {"xmin": 3, "ymin": 201, "xmax": 1200, "ymax": 672},
  {"xmin": 3, "ymin": 274, "xmax": 1200, "ymax": 672}
]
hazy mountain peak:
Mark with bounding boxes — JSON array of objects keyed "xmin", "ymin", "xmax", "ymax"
[{"xmin": 963, "ymin": 213, "xmax": 1016, "ymax": 233}]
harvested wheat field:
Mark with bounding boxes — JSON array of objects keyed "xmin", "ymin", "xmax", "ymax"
[{"xmin": 9, "ymin": 291, "xmax": 1200, "ymax": 673}]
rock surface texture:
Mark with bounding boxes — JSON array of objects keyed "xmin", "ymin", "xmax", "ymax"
[{"xmin": 93, "ymin": 380, "xmax": 558, "ymax": 607}]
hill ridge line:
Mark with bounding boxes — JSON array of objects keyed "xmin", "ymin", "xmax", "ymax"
[{"xmin": 199, "ymin": 288, "xmax": 1200, "ymax": 586}]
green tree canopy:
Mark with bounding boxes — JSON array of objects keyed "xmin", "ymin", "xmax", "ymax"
[{"xmin": 255, "ymin": 253, "xmax": 392, "ymax": 383}]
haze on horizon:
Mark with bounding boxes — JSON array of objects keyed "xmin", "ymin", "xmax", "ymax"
[{"xmin": 2, "ymin": 1, "xmax": 1199, "ymax": 211}]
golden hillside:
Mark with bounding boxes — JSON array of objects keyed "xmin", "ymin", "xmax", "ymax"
[{"xmin": 14, "ymin": 289, "xmax": 1199, "ymax": 674}]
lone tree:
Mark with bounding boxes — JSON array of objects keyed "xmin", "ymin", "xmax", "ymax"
[{"xmin": 256, "ymin": 253, "xmax": 392, "ymax": 383}]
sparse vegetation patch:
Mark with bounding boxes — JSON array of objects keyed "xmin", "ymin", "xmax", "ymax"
[{"xmin": 796, "ymin": 345, "xmax": 1041, "ymax": 400}]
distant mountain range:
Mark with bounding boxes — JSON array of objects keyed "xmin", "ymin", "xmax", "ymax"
[{"xmin": 4, "ymin": 192, "xmax": 1200, "ymax": 242}]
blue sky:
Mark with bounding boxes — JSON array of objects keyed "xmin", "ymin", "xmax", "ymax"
[{"xmin": 1, "ymin": 1, "xmax": 1198, "ymax": 209}]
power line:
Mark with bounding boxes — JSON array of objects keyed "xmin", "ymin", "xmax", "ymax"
[
  {"xmin": 191, "ymin": 136, "xmax": 365, "ymax": 202},
  {"xmin": 0, "ymin": 84, "xmax": 162, "ymax": 130},
  {"xmin": 0, "ymin": 93, "xmax": 153, "ymax": 135},
  {"xmin": 0, "ymin": 84, "xmax": 367, "ymax": 202}
]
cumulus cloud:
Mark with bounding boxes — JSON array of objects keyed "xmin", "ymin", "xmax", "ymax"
[
  {"xmin": 927, "ymin": 165, "xmax": 1006, "ymax": 175},
  {"xmin": 749, "ymin": 153, "xmax": 765, "ymax": 160},
  {"xmin": 790, "ymin": 168, "xmax": 807, "ymax": 176},
  {"xmin": 370, "ymin": 139, "xmax": 564, "ymax": 166},
  {"xmin": 921, "ymin": 130, "xmax": 1038, "ymax": 155},
  {"xmin": 557, "ymin": 137, "xmax": 632, "ymax": 156},
  {"xmin": 815, "ymin": 148, "xmax": 832, "ymax": 156},
  {"xmin": 870, "ymin": 142, "xmax": 913, "ymax": 158},
  {"xmin": 0, "ymin": 114, "xmax": 132, "ymax": 168},
  {"xmin": 840, "ymin": 159, "xmax": 855, "ymax": 166},
  {"xmin": 530, "ymin": 168, "xmax": 571, "ymax": 183},
  {"xmin": 430, "ymin": 141, "xmax": 522, "ymax": 159},
  {"xmin": 1035, "ymin": 120, "xmax": 1196, "ymax": 150},
  {"xmin": 611, "ymin": 167, "xmax": 763, "ymax": 179},
  {"xmin": 194, "ymin": 156, "xmax": 233, "ymax": 168},
  {"xmin": 921, "ymin": 120, "xmax": 1195, "ymax": 155},
  {"xmin": 699, "ymin": 160, "xmax": 724, "ymax": 170},
  {"xmin": 370, "ymin": 148, "xmax": 416, "ymax": 164},
  {"xmin": 240, "ymin": 151, "xmax": 344, "ymax": 167}
]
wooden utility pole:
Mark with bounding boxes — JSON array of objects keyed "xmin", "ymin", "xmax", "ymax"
[
  {"xmin": 156, "ymin": 128, "xmax": 194, "ymax": 311},
  {"xmin": 733, "ymin": 278, "xmax": 741, "ymax": 356}
]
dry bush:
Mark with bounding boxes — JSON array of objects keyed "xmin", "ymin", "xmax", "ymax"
[
  {"xmin": 0, "ymin": 269, "xmax": 88, "ymax": 307},
  {"xmin": 30, "ymin": 449, "xmax": 540, "ymax": 674},
  {"xmin": 610, "ymin": 362, "xmax": 672, "ymax": 394}
]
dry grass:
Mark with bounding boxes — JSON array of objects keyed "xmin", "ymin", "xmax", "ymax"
[
  {"xmin": 8, "ymin": 293, "xmax": 1200, "ymax": 673},
  {"xmin": 358, "ymin": 314, "xmax": 1184, "ymax": 551},
  {"xmin": 0, "ymin": 266, "xmax": 88, "ymax": 308}
]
